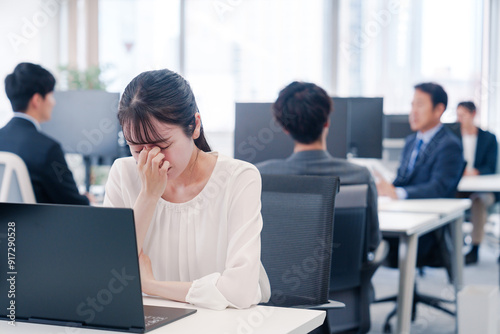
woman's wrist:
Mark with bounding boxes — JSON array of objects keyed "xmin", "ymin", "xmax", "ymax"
[
  {"xmin": 141, "ymin": 280, "xmax": 192, "ymax": 303},
  {"xmin": 136, "ymin": 190, "xmax": 161, "ymax": 206},
  {"xmin": 142, "ymin": 278, "xmax": 157, "ymax": 296}
]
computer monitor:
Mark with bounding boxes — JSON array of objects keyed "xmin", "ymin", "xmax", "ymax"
[
  {"xmin": 234, "ymin": 97, "xmax": 383, "ymax": 164},
  {"xmin": 41, "ymin": 90, "xmax": 121, "ymax": 160},
  {"xmin": 383, "ymin": 114, "xmax": 413, "ymax": 139},
  {"xmin": 347, "ymin": 98, "xmax": 384, "ymax": 158}
]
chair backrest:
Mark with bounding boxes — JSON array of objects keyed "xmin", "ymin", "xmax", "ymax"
[
  {"xmin": 329, "ymin": 184, "xmax": 368, "ymax": 291},
  {"xmin": 0, "ymin": 151, "xmax": 36, "ymax": 203},
  {"xmin": 260, "ymin": 174, "xmax": 339, "ymax": 307}
]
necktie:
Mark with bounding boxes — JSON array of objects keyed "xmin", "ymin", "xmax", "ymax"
[{"xmin": 407, "ymin": 138, "xmax": 423, "ymax": 173}]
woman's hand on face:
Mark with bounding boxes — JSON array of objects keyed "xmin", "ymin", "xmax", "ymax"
[{"xmin": 137, "ymin": 146, "xmax": 170, "ymax": 199}]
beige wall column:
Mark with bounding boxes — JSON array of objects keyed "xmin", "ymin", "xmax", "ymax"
[
  {"xmin": 67, "ymin": 0, "xmax": 78, "ymax": 68},
  {"xmin": 85, "ymin": 0, "xmax": 99, "ymax": 67}
]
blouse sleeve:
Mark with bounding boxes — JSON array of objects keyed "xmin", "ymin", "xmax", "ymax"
[
  {"xmin": 185, "ymin": 164, "xmax": 267, "ymax": 310},
  {"xmin": 103, "ymin": 159, "xmax": 127, "ymax": 208}
]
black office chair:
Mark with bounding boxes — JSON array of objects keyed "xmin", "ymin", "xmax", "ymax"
[
  {"xmin": 375, "ymin": 162, "xmax": 467, "ymax": 333},
  {"xmin": 324, "ymin": 184, "xmax": 388, "ymax": 334},
  {"xmin": 260, "ymin": 174, "xmax": 339, "ymax": 308}
]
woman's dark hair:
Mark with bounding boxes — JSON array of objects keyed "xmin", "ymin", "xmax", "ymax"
[
  {"xmin": 4, "ymin": 62, "xmax": 56, "ymax": 112},
  {"xmin": 118, "ymin": 69, "xmax": 211, "ymax": 152},
  {"xmin": 457, "ymin": 101, "xmax": 476, "ymax": 113},
  {"xmin": 272, "ymin": 81, "xmax": 332, "ymax": 144},
  {"xmin": 414, "ymin": 82, "xmax": 448, "ymax": 110}
]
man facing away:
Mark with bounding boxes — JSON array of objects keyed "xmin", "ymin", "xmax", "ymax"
[
  {"xmin": 0, "ymin": 62, "xmax": 90, "ymax": 205},
  {"xmin": 256, "ymin": 81, "xmax": 381, "ymax": 254},
  {"xmin": 376, "ymin": 82, "xmax": 464, "ymax": 265}
]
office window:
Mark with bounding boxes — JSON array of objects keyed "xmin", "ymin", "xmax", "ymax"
[
  {"xmin": 184, "ymin": 0, "xmax": 325, "ymax": 132},
  {"xmin": 99, "ymin": 0, "xmax": 181, "ymax": 93},
  {"xmin": 488, "ymin": 0, "xmax": 500, "ymax": 137},
  {"xmin": 337, "ymin": 0, "xmax": 483, "ymax": 120}
]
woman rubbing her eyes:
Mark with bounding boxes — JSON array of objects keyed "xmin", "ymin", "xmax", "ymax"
[{"xmin": 103, "ymin": 69, "xmax": 270, "ymax": 310}]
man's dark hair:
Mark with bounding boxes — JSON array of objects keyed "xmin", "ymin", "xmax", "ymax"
[
  {"xmin": 414, "ymin": 82, "xmax": 448, "ymax": 110},
  {"xmin": 272, "ymin": 81, "xmax": 332, "ymax": 144},
  {"xmin": 457, "ymin": 101, "xmax": 476, "ymax": 113},
  {"xmin": 4, "ymin": 62, "xmax": 56, "ymax": 112}
]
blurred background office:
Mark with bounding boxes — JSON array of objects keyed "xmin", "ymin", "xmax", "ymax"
[{"xmin": 1, "ymin": 0, "xmax": 499, "ymax": 156}]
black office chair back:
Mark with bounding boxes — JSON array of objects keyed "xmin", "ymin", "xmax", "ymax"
[
  {"xmin": 329, "ymin": 184, "xmax": 368, "ymax": 291},
  {"xmin": 260, "ymin": 174, "xmax": 339, "ymax": 307}
]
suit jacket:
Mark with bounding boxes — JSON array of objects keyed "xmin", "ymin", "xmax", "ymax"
[
  {"xmin": 393, "ymin": 126, "xmax": 464, "ymax": 199},
  {"xmin": 0, "ymin": 117, "xmax": 89, "ymax": 205},
  {"xmin": 446, "ymin": 122, "xmax": 497, "ymax": 174},
  {"xmin": 473, "ymin": 129, "xmax": 498, "ymax": 174},
  {"xmin": 256, "ymin": 150, "xmax": 381, "ymax": 253}
]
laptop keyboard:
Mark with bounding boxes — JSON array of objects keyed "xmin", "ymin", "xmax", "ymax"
[{"xmin": 145, "ymin": 315, "xmax": 169, "ymax": 328}]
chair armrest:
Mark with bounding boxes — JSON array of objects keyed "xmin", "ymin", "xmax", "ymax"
[
  {"xmin": 362, "ymin": 239, "xmax": 389, "ymax": 272},
  {"xmin": 305, "ymin": 300, "xmax": 346, "ymax": 310}
]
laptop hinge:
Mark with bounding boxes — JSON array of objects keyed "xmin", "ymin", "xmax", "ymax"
[
  {"xmin": 129, "ymin": 326, "xmax": 145, "ymax": 333},
  {"xmin": 28, "ymin": 317, "xmax": 84, "ymax": 328}
]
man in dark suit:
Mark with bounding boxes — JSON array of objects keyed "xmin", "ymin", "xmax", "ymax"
[
  {"xmin": 256, "ymin": 81, "xmax": 381, "ymax": 254},
  {"xmin": 376, "ymin": 82, "xmax": 464, "ymax": 264},
  {"xmin": 454, "ymin": 101, "xmax": 498, "ymax": 264},
  {"xmin": 0, "ymin": 62, "xmax": 89, "ymax": 205}
]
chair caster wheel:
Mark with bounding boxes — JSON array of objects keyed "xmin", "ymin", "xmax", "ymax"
[{"xmin": 383, "ymin": 323, "xmax": 392, "ymax": 333}]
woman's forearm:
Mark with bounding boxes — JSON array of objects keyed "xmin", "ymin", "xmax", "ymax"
[
  {"xmin": 143, "ymin": 280, "xmax": 192, "ymax": 303},
  {"xmin": 133, "ymin": 191, "xmax": 159, "ymax": 253}
]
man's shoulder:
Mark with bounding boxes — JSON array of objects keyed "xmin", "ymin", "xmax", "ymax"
[
  {"xmin": 255, "ymin": 158, "xmax": 288, "ymax": 174},
  {"xmin": 328, "ymin": 159, "xmax": 373, "ymax": 184},
  {"xmin": 0, "ymin": 119, "xmax": 60, "ymax": 150},
  {"xmin": 256, "ymin": 154, "xmax": 373, "ymax": 184},
  {"xmin": 29, "ymin": 129, "xmax": 62, "ymax": 152}
]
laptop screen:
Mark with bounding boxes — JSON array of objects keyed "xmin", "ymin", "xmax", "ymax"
[{"xmin": 0, "ymin": 203, "xmax": 147, "ymax": 331}]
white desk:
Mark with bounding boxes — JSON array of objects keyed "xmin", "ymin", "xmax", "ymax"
[
  {"xmin": 0, "ymin": 297, "xmax": 325, "ymax": 334},
  {"xmin": 378, "ymin": 199, "xmax": 471, "ymax": 334},
  {"xmin": 457, "ymin": 174, "xmax": 500, "ymax": 192},
  {"xmin": 378, "ymin": 211, "xmax": 441, "ymax": 236}
]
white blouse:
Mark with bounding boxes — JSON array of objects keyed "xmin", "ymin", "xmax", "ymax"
[{"xmin": 103, "ymin": 152, "xmax": 270, "ymax": 310}]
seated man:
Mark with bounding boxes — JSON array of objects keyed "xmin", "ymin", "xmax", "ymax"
[
  {"xmin": 256, "ymin": 81, "xmax": 381, "ymax": 254},
  {"xmin": 0, "ymin": 62, "xmax": 90, "ymax": 205},
  {"xmin": 376, "ymin": 82, "xmax": 464, "ymax": 265},
  {"xmin": 455, "ymin": 101, "xmax": 498, "ymax": 264}
]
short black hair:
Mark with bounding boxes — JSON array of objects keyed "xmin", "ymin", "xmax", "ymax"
[
  {"xmin": 457, "ymin": 101, "xmax": 476, "ymax": 113},
  {"xmin": 4, "ymin": 62, "xmax": 56, "ymax": 112},
  {"xmin": 272, "ymin": 81, "xmax": 332, "ymax": 144},
  {"xmin": 414, "ymin": 82, "xmax": 448, "ymax": 110}
]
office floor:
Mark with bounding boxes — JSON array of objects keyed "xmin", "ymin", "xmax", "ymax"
[{"xmin": 370, "ymin": 236, "xmax": 500, "ymax": 334}]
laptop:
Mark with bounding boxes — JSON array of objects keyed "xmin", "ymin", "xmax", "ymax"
[{"xmin": 0, "ymin": 202, "xmax": 196, "ymax": 332}]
